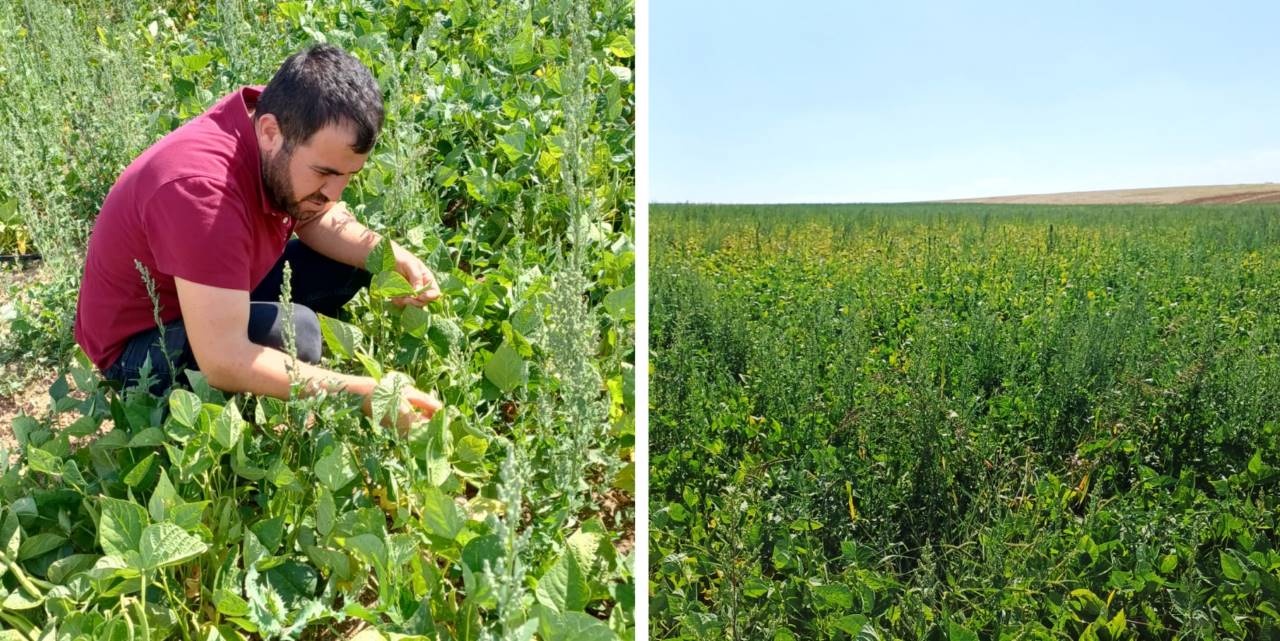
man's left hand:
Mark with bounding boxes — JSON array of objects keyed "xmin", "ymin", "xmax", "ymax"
[{"xmin": 391, "ymin": 245, "xmax": 441, "ymax": 307}]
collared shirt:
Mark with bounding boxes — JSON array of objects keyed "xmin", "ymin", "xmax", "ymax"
[{"xmin": 75, "ymin": 86, "xmax": 296, "ymax": 370}]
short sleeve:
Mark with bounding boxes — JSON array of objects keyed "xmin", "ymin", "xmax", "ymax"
[{"xmin": 144, "ymin": 177, "xmax": 254, "ymax": 290}]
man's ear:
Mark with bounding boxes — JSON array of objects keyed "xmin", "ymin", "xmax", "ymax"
[{"xmin": 256, "ymin": 113, "xmax": 284, "ymax": 154}]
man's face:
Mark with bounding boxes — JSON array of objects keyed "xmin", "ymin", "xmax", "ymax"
[{"xmin": 259, "ymin": 118, "xmax": 368, "ymax": 220}]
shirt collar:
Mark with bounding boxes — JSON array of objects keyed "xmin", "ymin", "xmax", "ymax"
[{"xmin": 231, "ymin": 86, "xmax": 290, "ymax": 222}]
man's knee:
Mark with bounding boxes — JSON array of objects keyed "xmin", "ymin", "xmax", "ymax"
[
  {"xmin": 248, "ymin": 302, "xmax": 323, "ymax": 364},
  {"xmin": 293, "ymin": 304, "xmax": 322, "ymax": 364}
]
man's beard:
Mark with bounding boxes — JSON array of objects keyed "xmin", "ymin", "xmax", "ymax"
[{"xmin": 262, "ymin": 145, "xmax": 325, "ymax": 221}]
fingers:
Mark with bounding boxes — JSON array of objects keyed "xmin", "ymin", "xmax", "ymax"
[
  {"xmin": 404, "ymin": 260, "xmax": 440, "ymax": 298},
  {"xmin": 390, "ymin": 249, "xmax": 442, "ymax": 306},
  {"xmin": 388, "ymin": 293, "xmax": 436, "ymax": 308},
  {"xmin": 411, "ymin": 270, "xmax": 441, "ymax": 303},
  {"xmin": 407, "ymin": 392, "xmax": 442, "ymax": 418},
  {"xmin": 388, "ymin": 270, "xmax": 440, "ymax": 307},
  {"xmin": 394, "ymin": 391, "xmax": 440, "ymax": 435},
  {"xmin": 401, "ymin": 388, "xmax": 442, "ymax": 418}
]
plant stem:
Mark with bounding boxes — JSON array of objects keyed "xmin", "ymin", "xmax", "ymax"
[
  {"xmin": 2, "ymin": 556, "xmax": 45, "ymax": 598},
  {"xmin": 0, "ymin": 609, "xmax": 37, "ymax": 640}
]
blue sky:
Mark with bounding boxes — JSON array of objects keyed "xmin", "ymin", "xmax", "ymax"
[{"xmin": 650, "ymin": 1, "xmax": 1280, "ymax": 203}]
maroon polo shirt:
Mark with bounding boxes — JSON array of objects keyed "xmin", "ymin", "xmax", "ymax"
[{"xmin": 75, "ymin": 86, "xmax": 296, "ymax": 370}]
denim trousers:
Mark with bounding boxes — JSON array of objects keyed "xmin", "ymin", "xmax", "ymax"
[{"xmin": 101, "ymin": 239, "xmax": 371, "ymax": 395}]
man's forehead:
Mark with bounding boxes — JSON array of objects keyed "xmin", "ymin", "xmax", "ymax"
[{"xmin": 297, "ymin": 122, "xmax": 368, "ymax": 172}]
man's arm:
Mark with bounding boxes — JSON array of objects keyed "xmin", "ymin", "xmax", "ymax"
[
  {"xmin": 293, "ymin": 201, "xmax": 381, "ymax": 269},
  {"xmin": 294, "ymin": 202, "xmax": 441, "ymax": 305},
  {"xmin": 174, "ymin": 276, "xmax": 439, "ymax": 428}
]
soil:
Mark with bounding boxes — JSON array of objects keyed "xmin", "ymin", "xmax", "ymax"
[
  {"xmin": 1180, "ymin": 190, "xmax": 1280, "ymax": 204},
  {"xmin": 603, "ymin": 486, "xmax": 636, "ymax": 558},
  {"xmin": 945, "ymin": 183, "xmax": 1280, "ymax": 205},
  {"xmin": 0, "ymin": 258, "xmax": 47, "ymax": 292},
  {"xmin": 0, "ymin": 367, "xmax": 61, "ymax": 454},
  {"xmin": 0, "ymin": 260, "xmax": 84, "ymax": 457}
]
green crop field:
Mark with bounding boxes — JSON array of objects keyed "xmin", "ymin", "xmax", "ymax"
[
  {"xmin": 0, "ymin": 1, "xmax": 634, "ymax": 640},
  {"xmin": 651, "ymin": 203, "xmax": 1280, "ymax": 640}
]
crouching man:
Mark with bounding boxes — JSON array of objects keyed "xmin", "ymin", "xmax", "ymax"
[{"xmin": 74, "ymin": 44, "xmax": 440, "ymax": 430}]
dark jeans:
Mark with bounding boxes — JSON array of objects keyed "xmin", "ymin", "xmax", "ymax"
[{"xmin": 102, "ymin": 239, "xmax": 371, "ymax": 395}]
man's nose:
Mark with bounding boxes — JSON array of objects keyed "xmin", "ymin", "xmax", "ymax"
[{"xmin": 321, "ymin": 175, "xmax": 348, "ymax": 202}]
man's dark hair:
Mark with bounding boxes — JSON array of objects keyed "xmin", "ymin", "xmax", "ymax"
[{"xmin": 256, "ymin": 44, "xmax": 384, "ymax": 154}]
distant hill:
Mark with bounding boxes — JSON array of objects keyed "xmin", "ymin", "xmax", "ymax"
[{"xmin": 945, "ymin": 183, "xmax": 1280, "ymax": 205}]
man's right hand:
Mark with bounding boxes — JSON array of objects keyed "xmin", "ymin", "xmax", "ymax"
[
  {"xmin": 358, "ymin": 379, "xmax": 442, "ymax": 435},
  {"xmin": 396, "ymin": 386, "xmax": 442, "ymax": 434}
]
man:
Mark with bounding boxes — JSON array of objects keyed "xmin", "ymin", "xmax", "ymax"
[{"xmin": 74, "ymin": 44, "xmax": 440, "ymax": 429}]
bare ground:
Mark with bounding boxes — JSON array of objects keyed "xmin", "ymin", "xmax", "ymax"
[
  {"xmin": 1, "ymin": 260, "xmax": 62, "ymax": 454},
  {"xmin": 0, "ymin": 368, "xmax": 61, "ymax": 453},
  {"xmin": 945, "ymin": 183, "xmax": 1280, "ymax": 205}
]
